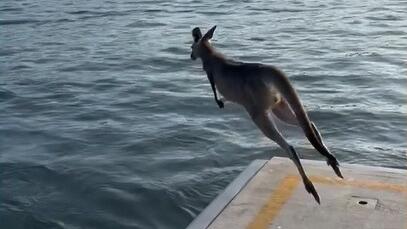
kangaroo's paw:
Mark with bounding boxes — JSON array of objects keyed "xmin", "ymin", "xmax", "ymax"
[
  {"xmin": 327, "ymin": 157, "xmax": 343, "ymax": 179},
  {"xmin": 304, "ymin": 178, "xmax": 320, "ymax": 204}
]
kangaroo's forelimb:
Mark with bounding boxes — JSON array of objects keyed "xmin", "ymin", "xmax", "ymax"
[{"xmin": 207, "ymin": 72, "xmax": 224, "ymax": 108}]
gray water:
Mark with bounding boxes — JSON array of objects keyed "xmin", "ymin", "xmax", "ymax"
[{"xmin": 1, "ymin": 0, "xmax": 406, "ymax": 228}]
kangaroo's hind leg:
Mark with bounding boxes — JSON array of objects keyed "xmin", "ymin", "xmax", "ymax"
[
  {"xmin": 272, "ymin": 99, "xmax": 323, "ymax": 143},
  {"xmin": 272, "ymin": 99, "xmax": 343, "ymax": 178},
  {"xmin": 247, "ymin": 107, "xmax": 320, "ymax": 203},
  {"xmin": 271, "ymin": 99, "xmax": 298, "ymax": 126}
]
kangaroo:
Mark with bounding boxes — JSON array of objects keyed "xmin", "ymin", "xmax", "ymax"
[{"xmin": 190, "ymin": 26, "xmax": 343, "ymax": 203}]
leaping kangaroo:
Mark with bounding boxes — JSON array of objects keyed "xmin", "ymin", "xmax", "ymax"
[{"xmin": 190, "ymin": 26, "xmax": 343, "ymax": 203}]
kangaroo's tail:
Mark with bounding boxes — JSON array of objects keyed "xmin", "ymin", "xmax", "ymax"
[{"xmin": 263, "ymin": 66, "xmax": 342, "ymax": 178}]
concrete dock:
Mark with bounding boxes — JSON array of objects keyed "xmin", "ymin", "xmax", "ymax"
[{"xmin": 186, "ymin": 157, "xmax": 407, "ymax": 229}]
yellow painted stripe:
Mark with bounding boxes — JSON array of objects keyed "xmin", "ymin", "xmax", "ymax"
[
  {"xmin": 309, "ymin": 175, "xmax": 407, "ymax": 193},
  {"xmin": 247, "ymin": 174, "xmax": 407, "ymax": 229},
  {"xmin": 247, "ymin": 175, "xmax": 299, "ymax": 229},
  {"xmin": 310, "ymin": 175, "xmax": 407, "ymax": 229}
]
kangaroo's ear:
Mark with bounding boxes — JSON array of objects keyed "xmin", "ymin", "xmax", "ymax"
[
  {"xmin": 192, "ymin": 27, "xmax": 202, "ymax": 42},
  {"xmin": 202, "ymin": 25, "xmax": 217, "ymax": 41}
]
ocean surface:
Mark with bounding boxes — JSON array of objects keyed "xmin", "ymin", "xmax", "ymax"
[{"xmin": 1, "ymin": 0, "xmax": 406, "ymax": 228}]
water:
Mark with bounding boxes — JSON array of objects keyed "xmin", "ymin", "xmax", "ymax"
[{"xmin": 1, "ymin": 0, "xmax": 406, "ymax": 228}]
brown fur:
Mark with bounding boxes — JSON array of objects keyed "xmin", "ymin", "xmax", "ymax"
[{"xmin": 190, "ymin": 26, "xmax": 343, "ymax": 203}]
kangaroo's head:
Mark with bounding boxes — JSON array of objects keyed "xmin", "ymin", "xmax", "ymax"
[{"xmin": 190, "ymin": 25, "xmax": 217, "ymax": 60}]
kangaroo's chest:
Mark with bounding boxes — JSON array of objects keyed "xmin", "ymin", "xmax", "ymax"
[{"xmin": 213, "ymin": 73, "xmax": 243, "ymax": 102}]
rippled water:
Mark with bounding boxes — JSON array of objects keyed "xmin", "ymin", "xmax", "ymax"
[{"xmin": 1, "ymin": 0, "xmax": 406, "ymax": 228}]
